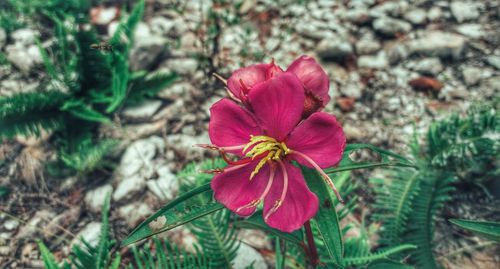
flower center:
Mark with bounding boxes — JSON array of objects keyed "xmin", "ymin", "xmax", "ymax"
[{"xmin": 243, "ymin": 135, "xmax": 290, "ymax": 179}]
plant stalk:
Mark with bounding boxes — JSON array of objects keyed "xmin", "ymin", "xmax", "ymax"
[{"xmin": 304, "ymin": 220, "xmax": 319, "ymax": 266}]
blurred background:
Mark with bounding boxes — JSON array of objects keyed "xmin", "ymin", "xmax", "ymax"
[{"xmin": 0, "ymin": 0, "xmax": 499, "ymax": 268}]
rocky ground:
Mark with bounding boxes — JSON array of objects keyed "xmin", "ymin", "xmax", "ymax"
[{"xmin": 0, "ymin": 0, "xmax": 499, "ymax": 268}]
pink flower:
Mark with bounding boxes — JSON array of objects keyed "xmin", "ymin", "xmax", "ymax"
[
  {"xmin": 226, "ymin": 56, "xmax": 330, "ymax": 118},
  {"xmin": 204, "ymin": 73, "xmax": 346, "ymax": 232}
]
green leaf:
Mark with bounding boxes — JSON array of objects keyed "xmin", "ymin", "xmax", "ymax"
[
  {"xmin": 345, "ymin": 144, "xmax": 410, "ymax": 163},
  {"xmin": 449, "ymin": 219, "xmax": 500, "ymax": 242},
  {"xmin": 38, "ymin": 241, "xmax": 61, "ymax": 269},
  {"xmin": 122, "ymin": 183, "xmax": 223, "ymax": 246},
  {"xmin": 366, "ymin": 259, "xmax": 413, "ymax": 269},
  {"xmin": 234, "ymin": 213, "xmax": 304, "ymax": 245},
  {"xmin": 302, "ymin": 166, "xmax": 343, "ymax": 266},
  {"xmin": 275, "ymin": 239, "xmax": 286, "ymax": 269},
  {"xmin": 62, "ymin": 100, "xmax": 111, "ymax": 123}
]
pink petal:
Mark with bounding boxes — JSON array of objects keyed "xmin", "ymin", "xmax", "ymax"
[
  {"xmin": 287, "ymin": 55, "xmax": 331, "ymax": 107},
  {"xmin": 227, "ymin": 63, "xmax": 283, "ymax": 100},
  {"xmin": 209, "ymin": 98, "xmax": 261, "ymax": 155},
  {"xmin": 247, "ymin": 73, "xmax": 305, "ymax": 141},
  {"xmin": 263, "ymin": 162, "xmax": 319, "ymax": 232},
  {"xmin": 287, "ymin": 112, "xmax": 346, "ymax": 168},
  {"xmin": 212, "ymin": 161, "xmax": 270, "ymax": 216}
]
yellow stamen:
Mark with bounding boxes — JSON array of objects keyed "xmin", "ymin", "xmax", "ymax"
[{"xmin": 244, "ymin": 135, "xmax": 290, "ymax": 180}]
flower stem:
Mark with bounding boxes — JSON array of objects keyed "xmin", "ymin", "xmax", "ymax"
[{"xmin": 304, "ymin": 220, "xmax": 319, "ymax": 266}]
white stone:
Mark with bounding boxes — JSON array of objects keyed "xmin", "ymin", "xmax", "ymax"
[
  {"xmin": 3, "ymin": 219, "xmax": 19, "ymax": 231},
  {"xmin": 316, "ymin": 36, "xmax": 353, "ymax": 60},
  {"xmin": 427, "ymin": 7, "xmax": 442, "ymax": 21},
  {"xmin": 412, "ymin": 57, "xmax": 443, "ymax": 75},
  {"xmin": 407, "ymin": 31, "xmax": 467, "ymax": 60},
  {"xmin": 113, "ymin": 175, "xmax": 146, "ymax": 201},
  {"xmin": 462, "ymin": 66, "xmax": 482, "ymax": 86},
  {"xmin": 373, "ymin": 17, "xmax": 411, "ymax": 36},
  {"xmin": 5, "ymin": 44, "xmax": 42, "ymax": 73},
  {"xmin": 455, "ymin": 24, "xmax": 484, "ymax": 39},
  {"xmin": 487, "ymin": 56, "xmax": 500, "ymax": 70},
  {"xmin": 118, "ymin": 202, "xmax": 153, "ymax": 228},
  {"xmin": 356, "ymin": 38, "xmax": 380, "ymax": 55},
  {"xmin": 72, "ymin": 222, "xmax": 102, "ymax": 248},
  {"xmin": 158, "ymin": 81, "xmax": 191, "ymax": 100},
  {"xmin": 122, "ymin": 100, "xmax": 163, "ymax": 120},
  {"xmin": 164, "ymin": 58, "xmax": 198, "ymax": 75},
  {"xmin": 93, "ymin": 7, "xmax": 119, "ymax": 25},
  {"xmin": 119, "ymin": 136, "xmax": 164, "ymax": 177},
  {"xmin": 342, "ymin": 8, "xmax": 371, "ymax": 24},
  {"xmin": 358, "ymin": 51, "xmax": 388, "ymax": 69},
  {"xmin": 451, "ymin": 2, "xmax": 480, "ymax": 23},
  {"xmin": 404, "ymin": 8, "xmax": 427, "ymax": 25},
  {"xmin": 233, "ymin": 243, "xmax": 267, "ymax": 269},
  {"xmin": 84, "ymin": 184, "xmax": 113, "ymax": 212},
  {"xmin": 150, "ymin": 16, "xmax": 175, "ymax": 36},
  {"xmin": 11, "ymin": 28, "xmax": 37, "ymax": 45},
  {"xmin": 146, "ymin": 165, "xmax": 179, "ymax": 201}
]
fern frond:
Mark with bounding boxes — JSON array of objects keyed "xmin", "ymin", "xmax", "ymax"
[
  {"xmin": 128, "ymin": 238, "xmax": 209, "ymax": 269},
  {"xmin": 0, "ymin": 91, "xmax": 67, "ymax": 138},
  {"xmin": 405, "ymin": 172, "xmax": 456, "ymax": 269},
  {"xmin": 342, "ymin": 244, "xmax": 416, "ymax": 266},
  {"xmin": 38, "ymin": 241, "xmax": 63, "ymax": 269},
  {"xmin": 371, "ymin": 168, "xmax": 420, "ymax": 247},
  {"xmin": 59, "ymin": 139, "xmax": 117, "ymax": 173}
]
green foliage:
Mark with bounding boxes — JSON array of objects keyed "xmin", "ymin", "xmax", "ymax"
[
  {"xmin": 449, "ymin": 219, "xmax": 500, "ymax": 242},
  {"xmin": 0, "ymin": 186, "xmax": 9, "ymax": 198},
  {"xmin": 0, "ymin": 91, "xmax": 67, "ymax": 138},
  {"xmin": 0, "ymin": 0, "xmax": 176, "ymax": 174},
  {"xmin": 128, "ymin": 238, "xmax": 210, "ymax": 269},
  {"xmin": 427, "ymin": 105, "xmax": 499, "ymax": 182},
  {"xmin": 372, "ymin": 106, "xmax": 498, "ymax": 269}
]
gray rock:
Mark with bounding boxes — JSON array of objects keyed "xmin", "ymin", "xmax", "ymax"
[
  {"xmin": 404, "ymin": 8, "xmax": 427, "ymax": 25},
  {"xmin": 5, "ymin": 44, "xmax": 42, "ymax": 73},
  {"xmin": 427, "ymin": 6, "xmax": 442, "ymax": 21},
  {"xmin": 462, "ymin": 66, "xmax": 482, "ymax": 86},
  {"xmin": 130, "ymin": 36, "xmax": 168, "ymax": 71},
  {"xmin": 113, "ymin": 175, "xmax": 146, "ymax": 201},
  {"xmin": 412, "ymin": 57, "xmax": 443, "ymax": 75},
  {"xmin": 150, "ymin": 16, "xmax": 175, "ymax": 36},
  {"xmin": 483, "ymin": 76, "xmax": 500, "ymax": 91},
  {"xmin": 3, "ymin": 219, "xmax": 19, "ymax": 231},
  {"xmin": 119, "ymin": 136, "xmax": 164, "ymax": 178},
  {"xmin": 486, "ymin": 55, "xmax": 500, "ymax": 70},
  {"xmin": 373, "ymin": 17, "xmax": 411, "ymax": 37},
  {"xmin": 158, "ymin": 81, "xmax": 192, "ymax": 100},
  {"xmin": 407, "ymin": 31, "xmax": 467, "ymax": 59},
  {"xmin": 11, "ymin": 28, "xmax": 37, "ymax": 46},
  {"xmin": 118, "ymin": 202, "xmax": 153, "ymax": 228},
  {"xmin": 316, "ymin": 36, "xmax": 353, "ymax": 61},
  {"xmin": 122, "ymin": 100, "xmax": 163, "ymax": 120},
  {"xmin": 455, "ymin": 24, "xmax": 484, "ymax": 39},
  {"xmin": 233, "ymin": 243, "xmax": 267, "ymax": 269},
  {"xmin": 0, "ymin": 28, "xmax": 6, "ymax": 49},
  {"xmin": 342, "ymin": 9, "xmax": 372, "ymax": 24},
  {"xmin": 164, "ymin": 58, "xmax": 198, "ymax": 75},
  {"xmin": 358, "ymin": 51, "xmax": 388, "ymax": 69},
  {"xmin": 16, "ymin": 210, "xmax": 56, "ymax": 239},
  {"xmin": 71, "ymin": 222, "xmax": 102, "ymax": 248},
  {"xmin": 386, "ymin": 43, "xmax": 409, "ymax": 64},
  {"xmin": 451, "ymin": 2, "xmax": 479, "ymax": 23},
  {"xmin": 84, "ymin": 184, "xmax": 113, "ymax": 212},
  {"xmin": 146, "ymin": 165, "xmax": 179, "ymax": 201},
  {"xmin": 355, "ymin": 38, "xmax": 381, "ymax": 55}
]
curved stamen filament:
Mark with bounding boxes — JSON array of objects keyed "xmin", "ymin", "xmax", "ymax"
[
  {"xmin": 236, "ymin": 163, "xmax": 276, "ymax": 213},
  {"xmin": 201, "ymin": 162, "xmax": 251, "ymax": 174},
  {"xmin": 265, "ymin": 160, "xmax": 289, "ymax": 221},
  {"xmin": 290, "ymin": 150, "xmax": 344, "ymax": 204}
]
